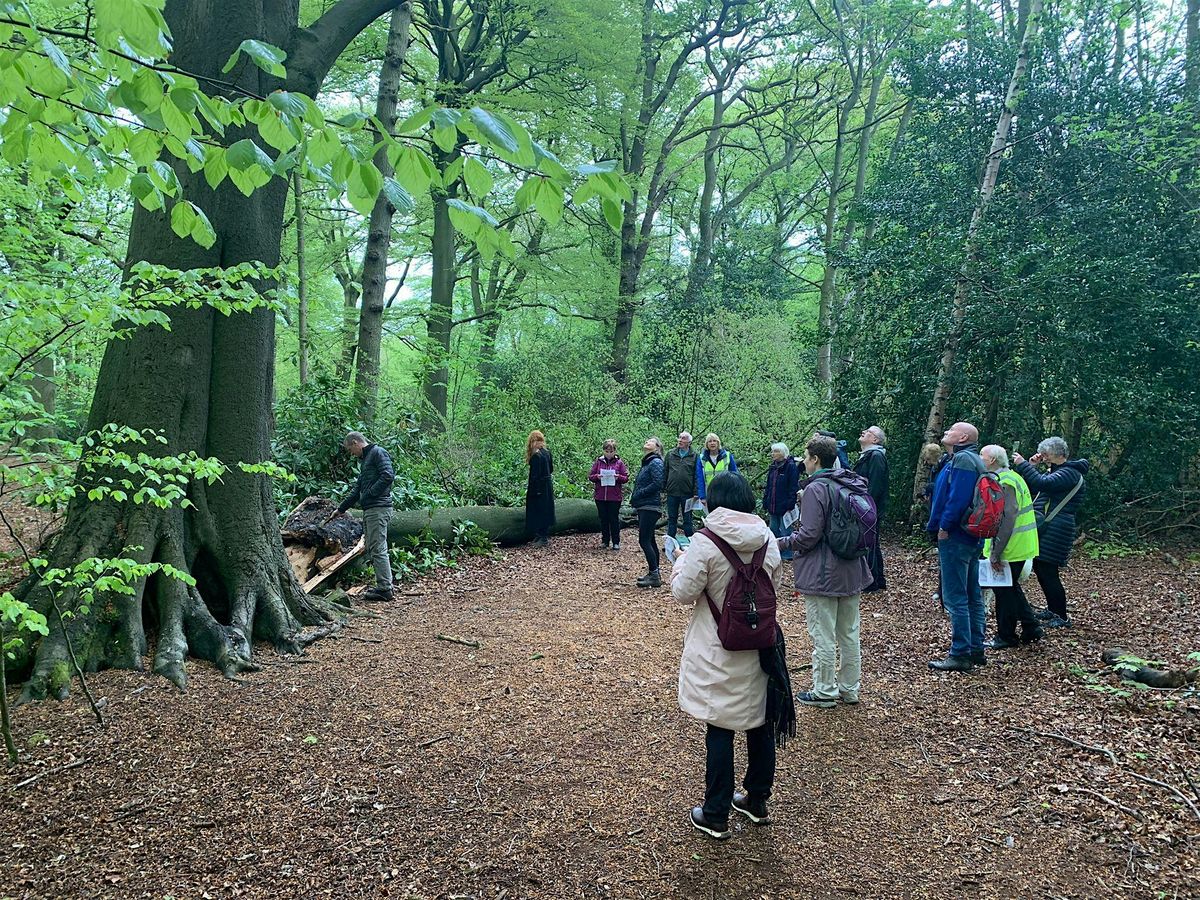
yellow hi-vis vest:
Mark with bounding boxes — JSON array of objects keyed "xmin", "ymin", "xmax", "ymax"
[{"xmin": 984, "ymin": 469, "xmax": 1040, "ymax": 562}]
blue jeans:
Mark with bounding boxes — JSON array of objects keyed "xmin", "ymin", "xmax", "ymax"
[
  {"xmin": 665, "ymin": 495, "xmax": 694, "ymax": 538},
  {"xmin": 768, "ymin": 513, "xmax": 793, "ymax": 560},
  {"xmin": 938, "ymin": 536, "xmax": 984, "ymax": 657}
]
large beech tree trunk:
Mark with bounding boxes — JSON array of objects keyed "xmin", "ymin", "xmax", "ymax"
[{"xmin": 16, "ymin": 0, "xmax": 403, "ymax": 700}]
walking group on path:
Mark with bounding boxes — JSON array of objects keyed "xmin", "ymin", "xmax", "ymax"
[{"xmin": 329, "ymin": 420, "xmax": 1088, "ymax": 842}]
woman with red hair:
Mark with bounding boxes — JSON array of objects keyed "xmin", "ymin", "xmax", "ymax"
[{"xmin": 525, "ymin": 430, "xmax": 555, "ymax": 546}]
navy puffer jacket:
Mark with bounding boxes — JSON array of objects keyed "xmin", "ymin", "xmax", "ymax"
[{"xmin": 1014, "ymin": 458, "xmax": 1089, "ymax": 566}]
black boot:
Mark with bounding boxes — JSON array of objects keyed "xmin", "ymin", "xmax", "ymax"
[
  {"xmin": 988, "ymin": 635, "xmax": 1020, "ymax": 650},
  {"xmin": 928, "ymin": 655, "xmax": 973, "ymax": 672}
]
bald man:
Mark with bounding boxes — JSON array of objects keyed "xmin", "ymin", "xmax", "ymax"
[{"xmin": 926, "ymin": 421, "xmax": 987, "ymax": 672}]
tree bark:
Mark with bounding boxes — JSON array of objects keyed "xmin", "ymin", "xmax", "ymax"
[
  {"xmin": 911, "ymin": 0, "xmax": 1044, "ymax": 508},
  {"xmin": 423, "ymin": 167, "xmax": 457, "ymax": 426},
  {"xmin": 15, "ymin": 0, "xmax": 403, "ymax": 699},
  {"xmin": 353, "ymin": 2, "xmax": 413, "ymax": 421},
  {"xmin": 293, "ymin": 171, "xmax": 309, "ymax": 385}
]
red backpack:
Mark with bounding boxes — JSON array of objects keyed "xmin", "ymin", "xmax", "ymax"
[
  {"xmin": 963, "ymin": 472, "xmax": 1004, "ymax": 538},
  {"xmin": 698, "ymin": 528, "xmax": 778, "ymax": 651}
]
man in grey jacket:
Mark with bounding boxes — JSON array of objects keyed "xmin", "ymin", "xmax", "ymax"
[{"xmin": 327, "ymin": 432, "xmax": 395, "ymax": 599}]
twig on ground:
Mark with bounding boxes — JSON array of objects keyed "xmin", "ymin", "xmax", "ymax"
[
  {"xmin": 1068, "ymin": 786, "xmax": 1143, "ymax": 820},
  {"xmin": 14, "ymin": 757, "xmax": 86, "ymax": 789},
  {"xmin": 1007, "ymin": 726, "xmax": 1118, "ymax": 766},
  {"xmin": 1183, "ymin": 768, "xmax": 1200, "ymax": 806},
  {"xmin": 349, "ymin": 636, "xmax": 383, "ymax": 644},
  {"xmin": 1127, "ymin": 771, "xmax": 1200, "ymax": 822},
  {"xmin": 436, "ymin": 634, "xmax": 481, "ymax": 649},
  {"xmin": 418, "ymin": 734, "xmax": 452, "ymax": 749}
]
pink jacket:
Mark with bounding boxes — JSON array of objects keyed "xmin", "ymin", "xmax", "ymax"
[{"xmin": 588, "ymin": 455, "xmax": 630, "ymax": 503}]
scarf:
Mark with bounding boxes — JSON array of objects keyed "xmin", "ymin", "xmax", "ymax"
[{"xmin": 758, "ymin": 626, "xmax": 796, "ymax": 748}]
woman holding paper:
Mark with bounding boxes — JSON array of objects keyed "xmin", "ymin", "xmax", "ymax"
[
  {"xmin": 761, "ymin": 443, "xmax": 799, "ymax": 561},
  {"xmin": 980, "ymin": 445, "xmax": 1042, "ymax": 648},
  {"xmin": 588, "ymin": 439, "xmax": 630, "ymax": 551}
]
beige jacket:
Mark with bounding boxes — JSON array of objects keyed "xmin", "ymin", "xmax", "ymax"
[{"xmin": 671, "ymin": 507, "xmax": 784, "ymax": 731}]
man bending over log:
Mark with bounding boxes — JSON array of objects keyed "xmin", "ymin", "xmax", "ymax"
[{"xmin": 327, "ymin": 432, "xmax": 395, "ymax": 600}]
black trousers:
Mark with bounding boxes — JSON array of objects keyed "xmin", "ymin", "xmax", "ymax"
[
  {"xmin": 1033, "ymin": 558, "xmax": 1068, "ymax": 618},
  {"xmin": 637, "ymin": 509, "xmax": 660, "ymax": 573},
  {"xmin": 993, "ymin": 561, "xmax": 1041, "ymax": 640},
  {"xmin": 865, "ymin": 532, "xmax": 886, "ymax": 591},
  {"xmin": 665, "ymin": 495, "xmax": 694, "ymax": 538},
  {"xmin": 595, "ymin": 500, "xmax": 621, "ymax": 546},
  {"xmin": 703, "ymin": 723, "xmax": 775, "ymax": 822}
]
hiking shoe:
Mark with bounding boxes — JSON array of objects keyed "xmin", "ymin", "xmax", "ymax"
[
  {"xmin": 602, "ymin": 541, "xmax": 611, "ymax": 550},
  {"xmin": 839, "ymin": 694, "xmax": 859, "ymax": 705},
  {"xmin": 988, "ymin": 635, "xmax": 1020, "ymax": 650},
  {"xmin": 732, "ymin": 793, "xmax": 771, "ymax": 825},
  {"xmin": 636, "ymin": 571, "xmax": 662, "ymax": 588},
  {"xmin": 929, "ymin": 655, "xmax": 973, "ymax": 672},
  {"xmin": 1043, "ymin": 615, "xmax": 1072, "ymax": 629},
  {"xmin": 1034, "ymin": 608, "xmax": 1054, "ymax": 621},
  {"xmin": 796, "ymin": 691, "xmax": 837, "ymax": 709},
  {"xmin": 1020, "ymin": 628, "xmax": 1044, "ymax": 644},
  {"xmin": 611, "ymin": 543, "xmax": 621, "ymax": 552},
  {"xmin": 970, "ymin": 651, "xmax": 988, "ymax": 668},
  {"xmin": 363, "ymin": 586, "xmax": 393, "ymax": 601},
  {"xmin": 689, "ymin": 807, "xmax": 731, "ymax": 840}
]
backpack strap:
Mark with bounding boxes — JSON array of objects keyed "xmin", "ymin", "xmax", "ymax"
[{"xmin": 1038, "ymin": 474, "xmax": 1084, "ymax": 526}]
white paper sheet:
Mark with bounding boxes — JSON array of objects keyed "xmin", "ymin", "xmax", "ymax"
[
  {"xmin": 979, "ymin": 559, "xmax": 1013, "ymax": 587},
  {"xmin": 781, "ymin": 505, "xmax": 800, "ymax": 529},
  {"xmin": 685, "ymin": 498, "xmax": 704, "ymax": 513},
  {"xmin": 599, "ymin": 469, "xmax": 617, "ymax": 486}
]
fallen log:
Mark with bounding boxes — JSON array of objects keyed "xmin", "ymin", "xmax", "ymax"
[
  {"xmin": 1102, "ymin": 648, "xmax": 1200, "ymax": 689},
  {"xmin": 385, "ymin": 498, "xmax": 604, "ymax": 546}
]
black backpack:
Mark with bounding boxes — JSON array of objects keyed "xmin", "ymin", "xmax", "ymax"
[{"xmin": 811, "ymin": 475, "xmax": 878, "ymax": 560}]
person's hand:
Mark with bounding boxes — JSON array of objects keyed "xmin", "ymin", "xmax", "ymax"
[
  {"xmin": 1030, "ymin": 452, "xmax": 1044, "ymax": 464},
  {"xmin": 991, "ymin": 558, "xmax": 1005, "ymax": 574},
  {"xmin": 937, "ymin": 529, "xmax": 949, "ymax": 541},
  {"xmin": 1012, "ymin": 451, "xmax": 1025, "ymax": 465},
  {"xmin": 323, "ymin": 510, "xmax": 341, "ymax": 525}
]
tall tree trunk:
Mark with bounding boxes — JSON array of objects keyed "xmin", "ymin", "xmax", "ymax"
[
  {"xmin": 610, "ymin": 200, "xmax": 641, "ymax": 382},
  {"xmin": 423, "ymin": 168, "xmax": 457, "ymax": 425},
  {"xmin": 15, "ymin": 0, "xmax": 403, "ymax": 700},
  {"xmin": 911, "ymin": 0, "xmax": 1044, "ymax": 508},
  {"xmin": 816, "ymin": 82, "xmax": 863, "ymax": 394},
  {"xmin": 293, "ymin": 171, "xmax": 309, "ymax": 386},
  {"xmin": 354, "ymin": 2, "xmax": 413, "ymax": 421}
]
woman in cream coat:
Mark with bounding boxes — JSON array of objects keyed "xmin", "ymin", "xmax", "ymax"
[{"xmin": 671, "ymin": 471, "xmax": 784, "ymax": 840}]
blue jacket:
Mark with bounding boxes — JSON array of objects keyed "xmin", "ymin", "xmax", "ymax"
[
  {"xmin": 926, "ymin": 442, "xmax": 985, "ymax": 546},
  {"xmin": 696, "ymin": 449, "xmax": 738, "ymax": 500},
  {"xmin": 630, "ymin": 453, "xmax": 665, "ymax": 511},
  {"xmin": 762, "ymin": 457, "xmax": 800, "ymax": 516}
]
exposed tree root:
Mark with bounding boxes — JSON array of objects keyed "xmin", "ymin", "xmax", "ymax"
[
  {"xmin": 16, "ymin": 496, "xmax": 341, "ymax": 701},
  {"xmin": 1101, "ymin": 648, "xmax": 1200, "ymax": 689}
]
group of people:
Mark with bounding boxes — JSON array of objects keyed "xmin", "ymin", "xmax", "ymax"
[
  {"xmin": 925, "ymin": 421, "xmax": 1088, "ymax": 671},
  {"xmin": 330, "ymin": 422, "xmax": 1088, "ymax": 841}
]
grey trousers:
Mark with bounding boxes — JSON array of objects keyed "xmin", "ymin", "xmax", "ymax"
[{"xmin": 362, "ymin": 506, "xmax": 393, "ymax": 590}]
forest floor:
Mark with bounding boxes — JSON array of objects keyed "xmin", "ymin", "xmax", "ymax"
[{"xmin": 1, "ymin": 531, "xmax": 1199, "ymax": 900}]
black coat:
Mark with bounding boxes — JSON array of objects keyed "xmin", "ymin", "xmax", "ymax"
[
  {"xmin": 1015, "ymin": 458, "xmax": 1089, "ymax": 566},
  {"xmin": 630, "ymin": 453, "xmax": 665, "ymax": 511},
  {"xmin": 853, "ymin": 446, "xmax": 890, "ymax": 518},
  {"xmin": 525, "ymin": 448, "xmax": 556, "ymax": 534},
  {"xmin": 338, "ymin": 444, "xmax": 394, "ymax": 511}
]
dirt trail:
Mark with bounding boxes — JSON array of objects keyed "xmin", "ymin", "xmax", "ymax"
[{"xmin": 1, "ymin": 536, "xmax": 1198, "ymax": 899}]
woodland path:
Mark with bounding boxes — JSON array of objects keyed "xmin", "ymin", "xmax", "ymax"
[{"xmin": 1, "ymin": 535, "xmax": 1198, "ymax": 899}]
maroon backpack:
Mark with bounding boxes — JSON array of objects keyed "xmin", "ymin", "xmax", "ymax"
[{"xmin": 698, "ymin": 528, "xmax": 778, "ymax": 652}]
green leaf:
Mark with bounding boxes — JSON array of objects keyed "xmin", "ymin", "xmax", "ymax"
[
  {"xmin": 467, "ymin": 106, "xmax": 519, "ymax": 154},
  {"xmin": 382, "ymin": 177, "xmax": 415, "ymax": 214},
  {"xmin": 388, "ymin": 144, "xmax": 439, "ymax": 194},
  {"xmin": 431, "ymin": 126, "xmax": 458, "ymax": 154},
  {"xmin": 203, "ymin": 147, "xmax": 229, "ymax": 189},
  {"xmin": 602, "ymin": 198, "xmax": 623, "ymax": 231},
  {"xmin": 267, "ymin": 91, "xmax": 308, "ymax": 120},
  {"xmin": 170, "ymin": 200, "xmax": 197, "ymax": 239},
  {"xmin": 227, "ymin": 138, "xmax": 274, "ymax": 172},
  {"xmin": 463, "ymin": 157, "xmax": 493, "ymax": 198},
  {"xmin": 446, "ymin": 198, "xmax": 498, "ymax": 238},
  {"xmin": 577, "ymin": 160, "xmax": 619, "ymax": 176},
  {"xmin": 396, "ymin": 105, "xmax": 434, "ymax": 134},
  {"xmin": 224, "ymin": 39, "xmax": 288, "ymax": 79}
]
